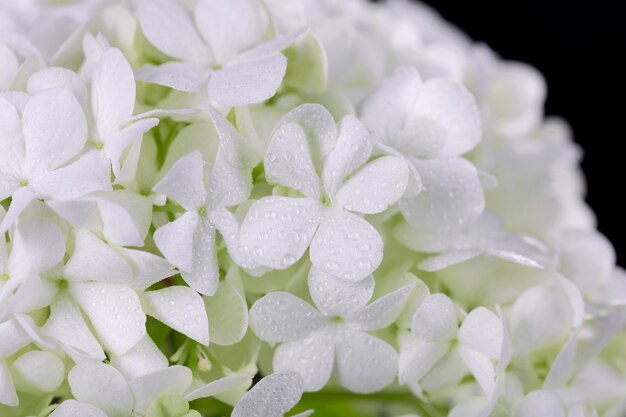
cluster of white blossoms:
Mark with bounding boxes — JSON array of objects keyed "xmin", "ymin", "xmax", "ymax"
[{"xmin": 1, "ymin": 0, "xmax": 625, "ymax": 416}]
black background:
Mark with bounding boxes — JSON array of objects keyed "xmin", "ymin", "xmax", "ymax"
[{"xmin": 417, "ymin": 0, "xmax": 626, "ymax": 266}]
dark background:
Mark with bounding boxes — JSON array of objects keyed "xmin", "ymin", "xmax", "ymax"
[{"xmin": 418, "ymin": 0, "xmax": 626, "ymax": 266}]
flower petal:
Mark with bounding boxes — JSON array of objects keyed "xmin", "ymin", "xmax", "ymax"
[
  {"xmin": 31, "ymin": 150, "xmax": 112, "ymax": 200},
  {"xmin": 118, "ymin": 248, "xmax": 176, "ymax": 291},
  {"xmin": 310, "ymin": 210, "xmax": 383, "ymax": 281},
  {"xmin": 399, "ymin": 338, "xmax": 448, "ymax": 384},
  {"xmin": 350, "ymin": 284, "xmax": 414, "ymax": 331},
  {"xmin": 250, "ymin": 292, "xmax": 326, "ymax": 343},
  {"xmin": 204, "ymin": 269, "xmax": 248, "ymax": 346},
  {"xmin": 308, "ymin": 267, "xmax": 374, "ymax": 317},
  {"xmin": 457, "ymin": 347, "xmax": 496, "ymax": 398},
  {"xmin": 185, "ymin": 375, "xmax": 250, "ymax": 402},
  {"xmin": 240, "ymin": 196, "xmax": 323, "ymax": 270},
  {"xmin": 401, "ymin": 78, "xmax": 481, "ymax": 158},
  {"xmin": 0, "ymin": 362, "xmax": 18, "ymax": 407},
  {"xmin": 411, "ymin": 294, "xmax": 458, "ymax": 342},
  {"xmin": 194, "ymin": 0, "xmax": 268, "ymax": 64},
  {"xmin": 49, "ymin": 400, "xmax": 108, "ymax": 417},
  {"xmin": 154, "ymin": 151, "xmax": 207, "ymax": 211},
  {"xmin": 138, "ymin": 0, "xmax": 208, "ymax": 62},
  {"xmin": 135, "ymin": 62, "xmax": 210, "ymax": 92},
  {"xmin": 64, "ymin": 229, "xmax": 132, "ymax": 283},
  {"xmin": 208, "ymin": 53, "xmax": 287, "ymax": 106},
  {"xmin": 418, "ymin": 250, "xmax": 482, "ymax": 272},
  {"xmin": 0, "ymin": 187, "xmax": 39, "ymax": 234},
  {"xmin": 322, "ymin": 115, "xmax": 372, "ymax": 195},
  {"xmin": 154, "ymin": 211, "xmax": 198, "ymax": 273},
  {"xmin": 273, "ymin": 330, "xmax": 335, "ymax": 392},
  {"xmin": 10, "ymin": 214, "xmax": 65, "ymax": 273},
  {"xmin": 92, "ymin": 48, "xmax": 135, "ymax": 140},
  {"xmin": 206, "ymin": 105, "xmax": 261, "ymax": 170},
  {"xmin": 514, "ymin": 390, "xmax": 565, "ymax": 417},
  {"xmin": 0, "ymin": 97, "xmax": 23, "ymax": 181},
  {"xmin": 70, "ymin": 282, "xmax": 146, "ymax": 355},
  {"xmin": 144, "ymin": 286, "xmax": 209, "ymax": 345},
  {"xmin": 336, "ymin": 156, "xmax": 409, "ymax": 214},
  {"xmin": 68, "ymin": 362, "xmax": 133, "ymax": 417},
  {"xmin": 22, "ymin": 88, "xmax": 87, "ymax": 172},
  {"xmin": 459, "ymin": 307, "xmax": 503, "ymax": 360},
  {"xmin": 207, "ymin": 150, "xmax": 252, "ymax": 209},
  {"xmin": 129, "ymin": 366, "xmax": 192, "ymax": 415},
  {"xmin": 399, "ymin": 157, "xmax": 484, "ymax": 234},
  {"xmin": 181, "ymin": 216, "xmax": 219, "ymax": 296},
  {"xmin": 110, "ymin": 335, "xmax": 169, "ymax": 380},
  {"xmin": 232, "ymin": 372, "xmax": 304, "ymax": 417},
  {"xmin": 265, "ymin": 122, "xmax": 322, "ymax": 199},
  {"xmin": 95, "ymin": 190, "xmax": 153, "ymax": 247},
  {"xmin": 41, "ymin": 294, "xmax": 105, "ymax": 361},
  {"xmin": 420, "ymin": 348, "xmax": 466, "ymax": 392},
  {"xmin": 334, "ymin": 328, "xmax": 398, "ymax": 393}
]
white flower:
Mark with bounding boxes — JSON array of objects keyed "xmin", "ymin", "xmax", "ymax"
[
  {"xmin": 0, "ymin": 88, "xmax": 111, "ymax": 233},
  {"xmin": 152, "ymin": 107, "xmax": 257, "ymax": 295},
  {"xmin": 399, "ymin": 293, "xmax": 504, "ymax": 398},
  {"xmin": 250, "ymin": 271, "xmax": 413, "ymax": 392},
  {"xmin": 240, "ymin": 103, "xmax": 409, "ymax": 281},
  {"xmin": 232, "ymin": 372, "xmax": 313, "ymax": 417},
  {"xmin": 137, "ymin": 0, "xmax": 303, "ymax": 107},
  {"xmin": 360, "ymin": 65, "xmax": 485, "ymax": 235},
  {"xmin": 50, "ymin": 362, "xmax": 250, "ymax": 417}
]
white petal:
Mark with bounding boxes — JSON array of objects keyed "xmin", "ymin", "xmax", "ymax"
[
  {"xmin": 68, "ymin": 362, "xmax": 133, "ymax": 417},
  {"xmin": 194, "ymin": 0, "xmax": 268, "ymax": 64},
  {"xmin": 92, "ymin": 48, "xmax": 135, "ymax": 140},
  {"xmin": 154, "ymin": 211, "xmax": 198, "ymax": 273},
  {"xmin": 232, "ymin": 372, "xmax": 304, "ymax": 417},
  {"xmin": 399, "ymin": 157, "xmax": 484, "ymax": 234},
  {"xmin": 144, "ymin": 286, "xmax": 209, "ymax": 345},
  {"xmin": 182, "ymin": 216, "xmax": 219, "ymax": 296},
  {"xmin": 234, "ymin": 28, "xmax": 306, "ymax": 62},
  {"xmin": 411, "ymin": 294, "xmax": 458, "ymax": 342},
  {"xmin": 249, "ymin": 292, "xmax": 326, "ymax": 343},
  {"xmin": 185, "ymin": 375, "xmax": 250, "ymax": 402},
  {"xmin": 401, "ymin": 78, "xmax": 481, "ymax": 158},
  {"xmin": 136, "ymin": 62, "xmax": 210, "ymax": 92},
  {"xmin": 0, "ymin": 187, "xmax": 39, "ymax": 234},
  {"xmin": 350, "ymin": 284, "xmax": 414, "ymax": 331},
  {"xmin": 449, "ymin": 397, "xmax": 491, "ymax": 417},
  {"xmin": 209, "ymin": 208, "xmax": 261, "ymax": 271},
  {"xmin": 208, "ymin": 53, "xmax": 287, "ymax": 106},
  {"xmin": 420, "ymin": 348, "xmax": 466, "ymax": 392},
  {"xmin": 110, "ymin": 335, "xmax": 169, "ymax": 380},
  {"xmin": 459, "ymin": 307, "xmax": 503, "ymax": 360},
  {"xmin": 0, "ymin": 97, "xmax": 23, "ymax": 179},
  {"xmin": 22, "ymin": 88, "xmax": 87, "ymax": 172},
  {"xmin": 138, "ymin": 0, "xmax": 208, "ymax": 62},
  {"xmin": 49, "ymin": 400, "xmax": 108, "ymax": 417},
  {"xmin": 310, "ymin": 210, "xmax": 383, "ymax": 281},
  {"xmin": 265, "ymin": 122, "xmax": 322, "ymax": 200},
  {"xmin": 64, "ymin": 229, "xmax": 132, "ymax": 283},
  {"xmin": 11, "ymin": 215, "xmax": 65, "ymax": 273},
  {"xmin": 275, "ymin": 103, "xmax": 337, "ymax": 167},
  {"xmin": 308, "ymin": 267, "xmax": 374, "ymax": 317},
  {"xmin": 240, "ymin": 196, "xmax": 323, "ymax": 270},
  {"xmin": 0, "ymin": 319, "xmax": 31, "ymax": 358},
  {"xmin": 334, "ymin": 328, "xmax": 398, "ymax": 393},
  {"xmin": 273, "ymin": 330, "xmax": 335, "ymax": 392},
  {"xmin": 322, "ymin": 115, "xmax": 372, "ymax": 195},
  {"xmin": 31, "ymin": 150, "xmax": 112, "ymax": 200},
  {"xmin": 457, "ymin": 347, "xmax": 496, "ymax": 397},
  {"xmin": 399, "ymin": 339, "xmax": 448, "ymax": 384},
  {"xmin": 10, "ymin": 350, "xmax": 64, "ymax": 394},
  {"xmin": 26, "ymin": 67, "xmax": 88, "ymax": 109},
  {"xmin": 0, "ymin": 362, "xmax": 18, "ymax": 407},
  {"xmin": 204, "ymin": 270, "xmax": 248, "ymax": 346},
  {"xmin": 207, "ymin": 150, "xmax": 252, "ymax": 209},
  {"xmin": 70, "ymin": 282, "xmax": 146, "ymax": 355},
  {"xmin": 418, "ymin": 250, "xmax": 482, "ymax": 272},
  {"xmin": 543, "ymin": 331, "xmax": 578, "ymax": 389},
  {"xmin": 360, "ymin": 66, "xmax": 422, "ymax": 149},
  {"xmin": 118, "ymin": 248, "xmax": 175, "ymax": 290},
  {"xmin": 336, "ymin": 156, "xmax": 409, "ymax": 214},
  {"xmin": 129, "ymin": 366, "xmax": 192, "ymax": 415},
  {"xmin": 154, "ymin": 151, "xmax": 207, "ymax": 211},
  {"xmin": 515, "ymin": 390, "xmax": 565, "ymax": 417},
  {"xmin": 206, "ymin": 105, "xmax": 261, "ymax": 170},
  {"xmin": 95, "ymin": 190, "xmax": 152, "ymax": 247}
]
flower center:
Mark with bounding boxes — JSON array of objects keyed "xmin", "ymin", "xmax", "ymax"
[
  {"xmin": 56, "ymin": 278, "xmax": 69, "ymax": 290},
  {"xmin": 197, "ymin": 206, "xmax": 208, "ymax": 218},
  {"xmin": 19, "ymin": 180, "xmax": 28, "ymax": 187},
  {"xmin": 0, "ymin": 273, "xmax": 8, "ymax": 282}
]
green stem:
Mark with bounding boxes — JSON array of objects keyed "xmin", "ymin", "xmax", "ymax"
[{"xmin": 154, "ymin": 203, "xmax": 185, "ymax": 214}]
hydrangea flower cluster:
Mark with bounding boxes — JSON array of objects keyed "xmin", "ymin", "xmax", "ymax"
[{"xmin": 1, "ymin": 0, "xmax": 625, "ymax": 416}]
